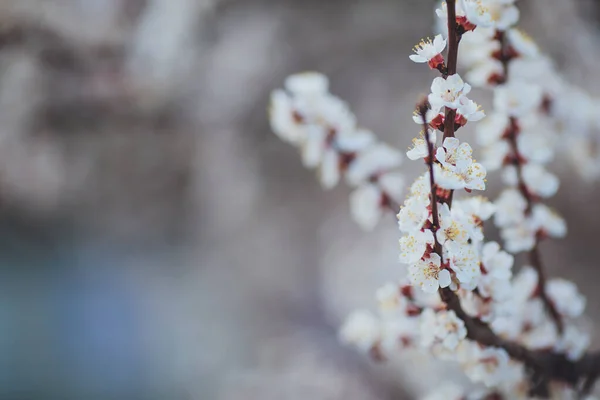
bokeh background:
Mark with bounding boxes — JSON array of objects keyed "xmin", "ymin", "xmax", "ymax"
[{"xmin": 2, "ymin": 0, "xmax": 600, "ymax": 399}]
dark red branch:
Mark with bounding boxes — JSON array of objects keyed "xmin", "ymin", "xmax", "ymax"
[
  {"xmin": 440, "ymin": 287, "xmax": 600, "ymax": 397},
  {"xmin": 418, "ymin": 100, "xmax": 443, "ymax": 255},
  {"xmin": 442, "ymin": 0, "xmax": 461, "ymax": 207},
  {"xmin": 501, "ymin": 65, "xmax": 564, "ymax": 335}
]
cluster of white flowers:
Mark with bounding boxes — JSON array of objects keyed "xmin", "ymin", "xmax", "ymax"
[
  {"xmin": 441, "ymin": 2, "xmax": 567, "ymax": 254},
  {"xmin": 341, "ymin": 2, "xmax": 593, "ymax": 399},
  {"xmin": 269, "ymin": 72, "xmax": 404, "ymax": 230},
  {"xmin": 453, "ymin": 2, "xmax": 600, "ymax": 182},
  {"xmin": 270, "ymin": 1, "xmax": 595, "ymax": 399},
  {"xmin": 339, "ymin": 281, "xmax": 437, "ymax": 357}
]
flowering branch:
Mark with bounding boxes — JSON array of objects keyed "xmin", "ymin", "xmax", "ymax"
[
  {"xmin": 488, "ymin": 12, "xmax": 565, "ymax": 335},
  {"xmin": 269, "ymin": 1, "xmax": 600, "ymax": 399},
  {"xmin": 269, "ymin": 73, "xmax": 405, "ymax": 230}
]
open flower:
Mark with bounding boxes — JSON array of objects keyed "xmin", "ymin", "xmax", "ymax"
[
  {"xmin": 461, "ymin": 0, "xmax": 494, "ymax": 28},
  {"xmin": 456, "ymin": 97, "xmax": 486, "ymax": 126},
  {"xmin": 397, "ymin": 194, "xmax": 430, "ymax": 233},
  {"xmin": 481, "ymin": 241, "xmax": 513, "ymax": 281},
  {"xmin": 485, "ymin": 0, "xmax": 520, "ymax": 31},
  {"xmin": 463, "ymin": 347, "xmax": 512, "ymax": 387},
  {"xmin": 339, "ymin": 309, "xmax": 381, "ymax": 353},
  {"xmin": 412, "ymin": 105, "xmax": 444, "ymax": 128},
  {"xmin": 410, "ymin": 35, "xmax": 447, "ymax": 69},
  {"xmin": 507, "ymin": 28, "xmax": 539, "ymax": 58},
  {"xmin": 409, "ymin": 253, "xmax": 452, "ymax": 293},
  {"xmin": 420, "ymin": 309, "xmax": 467, "ymax": 350},
  {"xmin": 349, "ymin": 171, "xmax": 404, "ymax": 231},
  {"xmin": 429, "ymin": 74, "xmax": 472, "ymax": 110},
  {"xmin": 284, "ymin": 72, "xmax": 329, "ymax": 95},
  {"xmin": 437, "ymin": 0, "xmax": 493, "ymax": 32},
  {"xmin": 445, "ymin": 241, "xmax": 481, "ymax": 289},
  {"xmin": 494, "ymin": 82, "xmax": 543, "ymax": 117},
  {"xmin": 407, "ymin": 129, "xmax": 436, "ymax": 161},
  {"xmin": 522, "ymin": 163, "xmax": 559, "ymax": 198},
  {"xmin": 532, "ymin": 204, "xmax": 566, "ymax": 238},
  {"xmin": 546, "ymin": 279, "xmax": 586, "ymax": 318},
  {"xmin": 399, "ymin": 229, "xmax": 435, "ymax": 264},
  {"xmin": 437, "ymin": 203, "xmax": 470, "ymax": 245},
  {"xmin": 346, "ymin": 143, "xmax": 403, "ymax": 186},
  {"xmin": 501, "ymin": 220, "xmax": 537, "ymax": 253},
  {"xmin": 494, "ymin": 188, "xmax": 527, "ymax": 228},
  {"xmin": 434, "ymin": 137, "xmax": 487, "ymax": 191}
]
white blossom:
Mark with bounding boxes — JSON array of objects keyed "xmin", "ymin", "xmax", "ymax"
[
  {"xmin": 481, "ymin": 241, "xmax": 513, "ymax": 281},
  {"xmin": 494, "ymin": 188, "xmax": 527, "ymax": 228},
  {"xmin": 546, "ymin": 279, "xmax": 586, "ymax": 318},
  {"xmin": 501, "ymin": 220, "xmax": 536, "ymax": 253},
  {"xmin": 349, "ymin": 171, "xmax": 404, "ymax": 231},
  {"xmin": 375, "ymin": 282, "xmax": 402, "ymax": 314},
  {"xmin": 378, "ymin": 171, "xmax": 405, "ymax": 203},
  {"xmin": 476, "ymin": 112, "xmax": 510, "ymax": 147},
  {"xmin": 436, "ymin": 0, "xmax": 494, "ymax": 31},
  {"xmin": 399, "ymin": 229, "xmax": 435, "ymax": 264},
  {"xmin": 410, "ymin": 35, "xmax": 447, "ymax": 69},
  {"xmin": 454, "ymin": 196, "xmax": 496, "ymax": 222},
  {"xmin": 554, "ymin": 326, "xmax": 590, "ymax": 361},
  {"xmin": 434, "ymin": 137, "xmax": 487, "ymax": 191},
  {"xmin": 300, "ymin": 124, "xmax": 328, "ymax": 168},
  {"xmin": 463, "ymin": 346, "xmax": 512, "ymax": 387},
  {"xmin": 349, "ymin": 183, "xmax": 383, "ymax": 231},
  {"xmin": 407, "ymin": 130, "xmax": 436, "ymax": 161},
  {"xmin": 522, "ymin": 163, "xmax": 559, "ymax": 198},
  {"xmin": 457, "ymin": 96, "xmax": 486, "ymax": 123},
  {"xmin": 517, "ymin": 130, "xmax": 556, "ymax": 164},
  {"xmin": 380, "ymin": 318, "xmax": 419, "ymax": 352},
  {"xmin": 269, "ymin": 89, "xmax": 304, "ymax": 144},
  {"xmin": 284, "ymin": 72, "xmax": 329, "ymax": 95},
  {"xmin": 483, "ymin": 0, "xmax": 520, "ymax": 31},
  {"xmin": 412, "ymin": 106, "xmax": 444, "ymax": 126},
  {"xmin": 532, "ymin": 204, "xmax": 566, "ymax": 238},
  {"xmin": 410, "ymin": 172, "xmax": 431, "ymax": 198},
  {"xmin": 462, "ymin": 0, "xmax": 496, "ymax": 28},
  {"xmin": 494, "ymin": 82, "xmax": 543, "ymax": 117},
  {"xmin": 506, "ymin": 28, "xmax": 539, "ymax": 58},
  {"xmin": 445, "ymin": 241, "xmax": 481, "ymax": 289},
  {"xmin": 339, "ymin": 309, "xmax": 381, "ymax": 352},
  {"xmin": 409, "ymin": 253, "xmax": 452, "ymax": 293},
  {"xmin": 346, "ymin": 143, "xmax": 403, "ymax": 186},
  {"xmin": 397, "ymin": 194, "xmax": 430, "ymax": 233},
  {"xmin": 437, "ymin": 203, "xmax": 470, "ymax": 245},
  {"xmin": 466, "ymin": 58, "xmax": 504, "ymax": 87},
  {"xmin": 429, "ymin": 74, "xmax": 472, "ymax": 110},
  {"xmin": 420, "ymin": 309, "xmax": 468, "ymax": 351}
]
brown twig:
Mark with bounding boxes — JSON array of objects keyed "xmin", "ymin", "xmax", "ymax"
[
  {"xmin": 442, "ymin": 0, "xmax": 461, "ymax": 207},
  {"xmin": 418, "ymin": 100, "xmax": 443, "ymax": 255},
  {"xmin": 442, "ymin": 0, "xmax": 460, "ymax": 142},
  {"xmin": 499, "ymin": 45, "xmax": 564, "ymax": 335},
  {"xmin": 440, "ymin": 287, "xmax": 599, "ymax": 397}
]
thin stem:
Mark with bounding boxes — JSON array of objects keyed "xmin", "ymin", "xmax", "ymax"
[
  {"xmin": 530, "ymin": 244, "xmax": 564, "ymax": 334},
  {"xmin": 445, "ymin": 0, "xmax": 459, "ymax": 77},
  {"xmin": 419, "ymin": 101, "xmax": 443, "ymax": 255},
  {"xmin": 442, "ymin": 0, "xmax": 461, "ymax": 207},
  {"xmin": 502, "ymin": 74, "xmax": 564, "ymax": 334}
]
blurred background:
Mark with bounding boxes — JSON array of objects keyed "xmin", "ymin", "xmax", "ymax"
[{"xmin": 2, "ymin": 0, "xmax": 600, "ymax": 399}]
